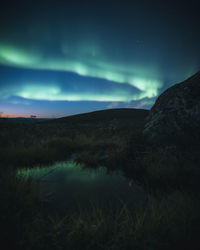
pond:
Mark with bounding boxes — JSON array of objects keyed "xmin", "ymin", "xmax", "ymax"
[{"xmin": 18, "ymin": 161, "xmax": 146, "ymax": 215}]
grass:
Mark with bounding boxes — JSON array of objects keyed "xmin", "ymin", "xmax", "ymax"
[
  {"xmin": 1, "ymin": 174, "xmax": 199, "ymax": 250},
  {"xmin": 1, "ymin": 109, "xmax": 200, "ymax": 249}
]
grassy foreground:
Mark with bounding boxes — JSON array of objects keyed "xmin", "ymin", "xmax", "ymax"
[{"xmin": 0, "ymin": 109, "xmax": 200, "ymax": 249}]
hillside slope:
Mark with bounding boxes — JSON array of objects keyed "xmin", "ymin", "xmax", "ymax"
[{"xmin": 49, "ymin": 108, "xmax": 149, "ymax": 125}]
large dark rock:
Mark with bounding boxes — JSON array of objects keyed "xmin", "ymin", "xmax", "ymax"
[{"xmin": 143, "ymin": 71, "xmax": 200, "ymax": 145}]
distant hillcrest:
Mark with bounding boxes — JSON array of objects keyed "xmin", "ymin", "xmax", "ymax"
[
  {"xmin": 143, "ymin": 71, "xmax": 200, "ymax": 145},
  {"xmin": 50, "ymin": 108, "xmax": 149, "ymax": 124}
]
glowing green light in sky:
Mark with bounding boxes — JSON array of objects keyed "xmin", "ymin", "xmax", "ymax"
[
  {"xmin": 0, "ymin": 43, "xmax": 163, "ymax": 101},
  {"xmin": 0, "ymin": 44, "xmax": 39, "ymax": 65},
  {"xmin": 16, "ymin": 84, "xmax": 138, "ymax": 102}
]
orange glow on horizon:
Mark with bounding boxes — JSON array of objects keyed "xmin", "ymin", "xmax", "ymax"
[{"xmin": 0, "ymin": 112, "xmax": 50, "ymax": 118}]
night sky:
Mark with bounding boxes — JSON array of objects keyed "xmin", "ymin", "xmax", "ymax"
[{"xmin": 0, "ymin": 0, "xmax": 199, "ymax": 117}]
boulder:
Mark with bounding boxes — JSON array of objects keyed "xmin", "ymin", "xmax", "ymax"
[{"xmin": 143, "ymin": 71, "xmax": 200, "ymax": 145}]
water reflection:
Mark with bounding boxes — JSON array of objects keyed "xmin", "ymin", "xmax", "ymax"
[{"xmin": 18, "ymin": 161, "xmax": 145, "ymax": 214}]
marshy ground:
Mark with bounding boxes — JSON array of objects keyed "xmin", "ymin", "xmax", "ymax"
[{"xmin": 0, "ymin": 108, "xmax": 200, "ymax": 250}]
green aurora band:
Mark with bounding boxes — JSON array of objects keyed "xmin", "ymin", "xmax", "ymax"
[
  {"xmin": 0, "ymin": 83, "xmax": 149, "ymax": 103},
  {"xmin": 0, "ymin": 43, "xmax": 163, "ymax": 102}
]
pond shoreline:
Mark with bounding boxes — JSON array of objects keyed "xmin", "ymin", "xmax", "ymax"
[{"xmin": 18, "ymin": 161, "xmax": 146, "ymax": 216}]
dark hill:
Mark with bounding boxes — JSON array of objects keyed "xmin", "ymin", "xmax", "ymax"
[{"xmin": 48, "ymin": 108, "xmax": 149, "ymax": 125}]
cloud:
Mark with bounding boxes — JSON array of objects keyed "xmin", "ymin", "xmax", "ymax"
[
  {"xmin": 107, "ymin": 102, "xmax": 120, "ymax": 109},
  {"xmin": 125, "ymin": 98, "xmax": 156, "ymax": 109}
]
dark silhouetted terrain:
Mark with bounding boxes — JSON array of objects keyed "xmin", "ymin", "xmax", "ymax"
[
  {"xmin": 144, "ymin": 71, "xmax": 200, "ymax": 145},
  {"xmin": 1, "ymin": 104, "xmax": 200, "ymax": 250}
]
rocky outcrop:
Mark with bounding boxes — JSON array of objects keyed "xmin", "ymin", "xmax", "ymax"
[{"xmin": 143, "ymin": 71, "xmax": 200, "ymax": 145}]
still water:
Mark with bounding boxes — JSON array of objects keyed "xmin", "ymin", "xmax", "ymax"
[{"xmin": 18, "ymin": 161, "xmax": 145, "ymax": 214}]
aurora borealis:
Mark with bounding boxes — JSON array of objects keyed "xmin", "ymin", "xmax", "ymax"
[{"xmin": 0, "ymin": 0, "xmax": 199, "ymax": 117}]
